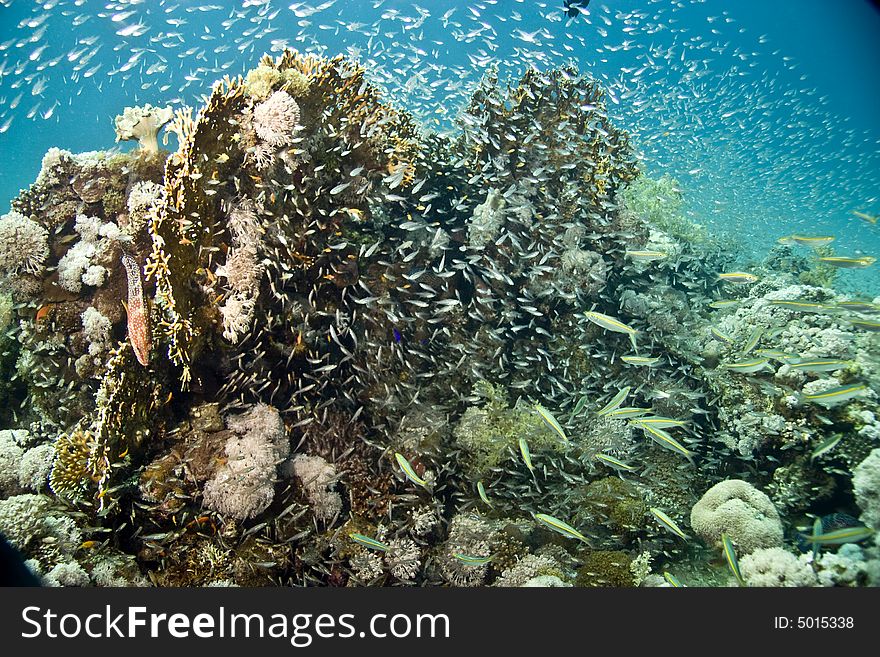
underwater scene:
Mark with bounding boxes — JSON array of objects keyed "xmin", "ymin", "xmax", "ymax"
[{"xmin": 0, "ymin": 0, "xmax": 878, "ymax": 589}]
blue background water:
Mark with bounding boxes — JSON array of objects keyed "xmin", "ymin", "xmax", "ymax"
[{"xmin": 1, "ymin": 0, "xmax": 878, "ymax": 291}]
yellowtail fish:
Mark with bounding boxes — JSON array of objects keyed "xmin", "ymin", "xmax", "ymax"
[
  {"xmin": 596, "ymin": 386, "xmax": 631, "ymax": 416},
  {"xmin": 533, "ymin": 513, "xmax": 589, "ymax": 543},
  {"xmin": 717, "ymin": 272, "xmax": 758, "ymax": 284},
  {"xmin": 452, "ymin": 553, "xmax": 493, "ymax": 566},
  {"xmin": 621, "ymin": 355, "xmax": 661, "ymax": 366},
  {"xmin": 709, "ymin": 326, "xmax": 734, "ymax": 344},
  {"xmin": 650, "ymin": 508, "xmax": 689, "ymax": 540},
  {"xmin": 477, "ymin": 481, "xmax": 492, "ymax": 506},
  {"xmin": 709, "ymin": 299, "xmax": 739, "ymax": 309},
  {"xmin": 721, "ymin": 533, "xmax": 744, "ymax": 585},
  {"xmin": 394, "ymin": 452, "xmax": 430, "ymax": 489},
  {"xmin": 625, "ymin": 250, "xmax": 667, "ymax": 261},
  {"xmin": 595, "ymin": 453, "xmax": 636, "ymax": 472},
  {"xmin": 800, "ymin": 526, "xmax": 875, "ymax": 545},
  {"xmin": 349, "ymin": 533, "xmax": 389, "ymax": 552},
  {"xmin": 818, "ymin": 256, "xmax": 876, "ymax": 269},
  {"xmin": 640, "ymin": 424, "xmax": 695, "ymax": 463},
  {"xmin": 663, "ymin": 572, "xmax": 684, "ymax": 587},
  {"xmin": 852, "ymin": 210, "xmax": 878, "ymax": 225},
  {"xmin": 518, "ymin": 437, "xmax": 534, "ymax": 472},
  {"xmin": 786, "ymin": 358, "xmax": 852, "ymax": 373},
  {"xmin": 810, "ymin": 433, "xmax": 843, "ymax": 460},
  {"xmin": 778, "ymin": 234, "xmax": 836, "ymax": 247},
  {"xmin": 534, "ymin": 403, "xmax": 569, "ymax": 444},
  {"xmin": 836, "ymin": 300, "xmax": 880, "ymax": 313},
  {"xmin": 741, "ymin": 327, "xmax": 763, "ymax": 355},
  {"xmin": 849, "ymin": 318, "xmax": 880, "ymax": 332},
  {"xmin": 768, "ymin": 300, "xmax": 832, "ymax": 313},
  {"xmin": 631, "ymin": 416, "xmax": 689, "ymax": 429},
  {"xmin": 584, "ymin": 311, "xmax": 639, "ymax": 350},
  {"xmin": 607, "ymin": 406, "xmax": 652, "ymax": 419},
  {"xmin": 719, "ymin": 358, "xmax": 771, "ymax": 374},
  {"xmin": 800, "ymin": 383, "xmax": 867, "ymax": 407}
]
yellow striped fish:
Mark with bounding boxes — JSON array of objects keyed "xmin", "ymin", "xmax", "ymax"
[
  {"xmin": 650, "ymin": 508, "xmax": 689, "ymax": 540},
  {"xmin": 519, "ymin": 437, "xmax": 534, "ymax": 472},
  {"xmin": 810, "ymin": 434, "xmax": 843, "ymax": 460},
  {"xmin": 800, "ymin": 526, "xmax": 874, "ymax": 545},
  {"xmin": 768, "ymin": 300, "xmax": 832, "ymax": 313},
  {"xmin": 781, "ymin": 234, "xmax": 836, "ymax": 247},
  {"xmin": 717, "ymin": 272, "xmax": 758, "ymax": 284},
  {"xmin": 849, "ymin": 319, "xmax": 880, "ymax": 332},
  {"xmin": 663, "ymin": 572, "xmax": 684, "ymax": 587},
  {"xmin": 596, "ymin": 386, "xmax": 631, "ymax": 417},
  {"xmin": 394, "ymin": 452, "xmax": 430, "ymax": 489},
  {"xmin": 710, "ymin": 326, "xmax": 734, "ymax": 344},
  {"xmin": 349, "ymin": 533, "xmax": 390, "ymax": 552},
  {"xmin": 533, "ymin": 513, "xmax": 589, "ymax": 543},
  {"xmin": 534, "ymin": 403, "xmax": 569, "ymax": 444},
  {"xmin": 595, "ymin": 453, "xmax": 636, "ymax": 472},
  {"xmin": 741, "ymin": 327, "xmax": 763, "ymax": 355},
  {"xmin": 786, "ymin": 358, "xmax": 852, "ymax": 373},
  {"xmin": 755, "ymin": 348, "xmax": 797, "ymax": 361},
  {"xmin": 584, "ymin": 311, "xmax": 639, "ymax": 350},
  {"xmin": 719, "ymin": 358, "xmax": 770, "ymax": 374},
  {"xmin": 607, "ymin": 406, "xmax": 652, "ymax": 419},
  {"xmin": 709, "ymin": 299, "xmax": 740, "ymax": 309},
  {"xmin": 452, "ymin": 553, "xmax": 493, "ymax": 566},
  {"xmin": 625, "ymin": 250, "xmax": 667, "ymax": 261},
  {"xmin": 630, "ymin": 416, "xmax": 689, "ymax": 429},
  {"xmin": 836, "ymin": 300, "xmax": 880, "ymax": 313},
  {"xmin": 800, "ymin": 383, "xmax": 867, "ymax": 407},
  {"xmin": 852, "ymin": 210, "xmax": 878, "ymax": 225},
  {"xmin": 818, "ymin": 256, "xmax": 876, "ymax": 269},
  {"xmin": 722, "ymin": 533, "xmax": 744, "ymax": 585},
  {"xmin": 477, "ymin": 480, "xmax": 492, "ymax": 506},
  {"xmin": 621, "ymin": 355, "xmax": 661, "ymax": 366},
  {"xmin": 641, "ymin": 424, "xmax": 694, "ymax": 463}
]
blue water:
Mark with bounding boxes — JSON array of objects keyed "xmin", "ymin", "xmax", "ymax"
[{"xmin": 1, "ymin": 0, "xmax": 879, "ymax": 290}]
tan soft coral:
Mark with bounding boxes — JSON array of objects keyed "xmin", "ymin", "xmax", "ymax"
[{"xmin": 114, "ymin": 104, "xmax": 174, "ymax": 154}]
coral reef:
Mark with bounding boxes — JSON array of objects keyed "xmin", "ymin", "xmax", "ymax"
[{"xmin": 0, "ymin": 47, "xmax": 877, "ymax": 589}]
